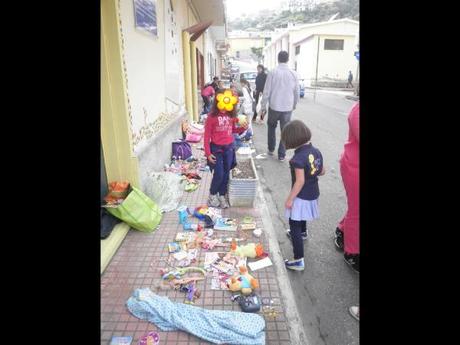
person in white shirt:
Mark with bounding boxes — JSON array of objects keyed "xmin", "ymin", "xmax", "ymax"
[
  {"xmin": 259, "ymin": 51, "xmax": 300, "ymax": 161},
  {"xmin": 234, "ymin": 78, "xmax": 254, "ymax": 148}
]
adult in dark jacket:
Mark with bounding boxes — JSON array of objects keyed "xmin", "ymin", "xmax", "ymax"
[
  {"xmin": 211, "ymin": 76, "xmax": 220, "ymax": 92},
  {"xmin": 253, "ymin": 64, "xmax": 267, "ymax": 121}
]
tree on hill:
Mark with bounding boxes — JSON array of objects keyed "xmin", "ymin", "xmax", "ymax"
[{"xmin": 228, "ymin": 0, "xmax": 359, "ymax": 32}]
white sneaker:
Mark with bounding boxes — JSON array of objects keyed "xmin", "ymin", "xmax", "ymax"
[
  {"xmin": 349, "ymin": 306, "xmax": 359, "ymax": 321},
  {"xmin": 208, "ymin": 194, "xmax": 220, "ymax": 208},
  {"xmin": 218, "ymin": 195, "xmax": 230, "ymax": 209}
]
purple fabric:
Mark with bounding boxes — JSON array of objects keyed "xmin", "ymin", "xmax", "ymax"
[{"xmin": 172, "ymin": 140, "xmax": 192, "ymax": 160}]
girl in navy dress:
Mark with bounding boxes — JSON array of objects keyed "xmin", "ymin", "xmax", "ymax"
[{"xmin": 281, "ymin": 120, "xmax": 325, "ymax": 271}]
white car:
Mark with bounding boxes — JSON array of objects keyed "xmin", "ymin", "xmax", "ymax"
[{"xmin": 239, "ymin": 71, "xmax": 257, "ymax": 91}]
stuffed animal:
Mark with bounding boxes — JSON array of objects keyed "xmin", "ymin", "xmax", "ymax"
[
  {"xmin": 230, "ymin": 240, "xmax": 264, "ymax": 258},
  {"xmin": 227, "ymin": 266, "xmax": 259, "ymax": 295}
]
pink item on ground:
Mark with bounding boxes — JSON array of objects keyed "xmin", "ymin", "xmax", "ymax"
[{"xmin": 138, "ymin": 331, "xmax": 159, "ymax": 345}]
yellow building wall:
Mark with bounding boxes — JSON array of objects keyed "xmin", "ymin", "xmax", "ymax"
[
  {"xmin": 228, "ymin": 37, "xmax": 265, "ymax": 56},
  {"xmin": 101, "ymin": 0, "xmax": 140, "ymax": 187}
]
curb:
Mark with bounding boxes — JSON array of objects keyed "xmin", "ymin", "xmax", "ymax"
[
  {"xmin": 345, "ymin": 95, "xmax": 359, "ymax": 101},
  {"xmin": 256, "ymin": 178, "xmax": 309, "ymax": 345},
  {"xmin": 306, "ymin": 87, "xmax": 356, "ymax": 92}
]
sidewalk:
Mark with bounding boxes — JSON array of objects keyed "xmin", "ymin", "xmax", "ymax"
[{"xmin": 101, "ymin": 147, "xmax": 294, "ymax": 344}]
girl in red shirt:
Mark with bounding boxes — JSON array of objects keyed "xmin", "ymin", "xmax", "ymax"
[{"xmin": 204, "ymin": 89, "xmax": 247, "ymax": 208}]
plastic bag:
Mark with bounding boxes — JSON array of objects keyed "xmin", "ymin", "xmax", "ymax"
[
  {"xmin": 255, "ymin": 94, "xmax": 262, "ymax": 114},
  {"xmin": 144, "ymin": 172, "xmax": 184, "ymax": 213},
  {"xmin": 106, "ymin": 186, "xmax": 162, "ymax": 232}
]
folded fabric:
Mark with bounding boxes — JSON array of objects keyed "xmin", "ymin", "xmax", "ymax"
[{"xmin": 126, "ymin": 288, "xmax": 266, "ymax": 345}]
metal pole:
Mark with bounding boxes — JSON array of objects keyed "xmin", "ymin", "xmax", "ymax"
[{"xmin": 314, "ymin": 35, "xmax": 320, "ymax": 103}]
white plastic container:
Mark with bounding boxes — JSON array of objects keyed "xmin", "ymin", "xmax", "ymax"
[{"xmin": 228, "ymin": 157, "xmax": 259, "ymax": 207}]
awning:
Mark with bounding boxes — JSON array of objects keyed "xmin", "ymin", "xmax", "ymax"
[{"xmin": 184, "ymin": 21, "xmax": 213, "ymax": 42}]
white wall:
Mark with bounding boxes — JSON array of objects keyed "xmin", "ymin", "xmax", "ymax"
[
  {"xmin": 120, "ymin": 0, "xmax": 166, "ymax": 142},
  {"xmin": 316, "ymin": 35, "xmax": 358, "ymax": 80},
  {"xmin": 295, "ymin": 36, "xmax": 316, "ymax": 85},
  {"xmin": 295, "ymin": 34, "xmax": 358, "ymax": 85},
  {"xmin": 205, "ymin": 30, "xmax": 218, "ymax": 82}
]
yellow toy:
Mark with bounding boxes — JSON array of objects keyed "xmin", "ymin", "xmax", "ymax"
[
  {"xmin": 230, "ymin": 240, "xmax": 264, "ymax": 258},
  {"xmin": 227, "ymin": 265, "xmax": 259, "ymax": 295}
]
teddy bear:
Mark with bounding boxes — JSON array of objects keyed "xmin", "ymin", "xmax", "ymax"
[{"xmin": 227, "ymin": 265, "xmax": 259, "ymax": 295}]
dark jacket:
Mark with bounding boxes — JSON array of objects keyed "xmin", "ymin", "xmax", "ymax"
[{"xmin": 255, "ymin": 72, "xmax": 267, "ymax": 93}]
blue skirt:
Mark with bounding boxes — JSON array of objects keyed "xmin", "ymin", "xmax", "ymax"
[{"xmin": 285, "ymin": 197, "xmax": 319, "ymax": 221}]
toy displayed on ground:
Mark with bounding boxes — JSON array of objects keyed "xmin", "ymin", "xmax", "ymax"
[
  {"xmin": 177, "ymin": 282, "xmax": 201, "ymax": 304},
  {"xmin": 161, "ymin": 266, "xmax": 207, "ymax": 280},
  {"xmin": 214, "ymin": 217, "xmax": 238, "ymax": 231},
  {"xmin": 231, "ymin": 293, "xmax": 261, "ymax": 313},
  {"xmin": 110, "ymin": 336, "xmax": 133, "ymax": 345},
  {"xmin": 138, "ymin": 332, "xmax": 160, "ymax": 345},
  {"xmin": 230, "ymin": 240, "xmax": 265, "ymax": 258},
  {"xmin": 227, "ymin": 265, "xmax": 259, "ymax": 295},
  {"xmin": 262, "ymin": 298, "xmax": 279, "ymax": 319}
]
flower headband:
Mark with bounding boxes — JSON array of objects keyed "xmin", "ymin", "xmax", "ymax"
[{"xmin": 216, "ymin": 89, "xmax": 238, "ymax": 112}]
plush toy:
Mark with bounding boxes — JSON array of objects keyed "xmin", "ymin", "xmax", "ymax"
[
  {"xmin": 227, "ymin": 265, "xmax": 259, "ymax": 295},
  {"xmin": 230, "ymin": 240, "xmax": 264, "ymax": 258}
]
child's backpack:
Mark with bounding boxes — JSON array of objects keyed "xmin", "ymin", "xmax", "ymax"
[{"xmin": 171, "ymin": 139, "xmax": 192, "ymax": 160}]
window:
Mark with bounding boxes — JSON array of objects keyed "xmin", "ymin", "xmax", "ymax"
[
  {"xmin": 295, "ymin": 45, "xmax": 300, "ymax": 55},
  {"xmin": 324, "ymin": 39, "xmax": 344, "ymax": 50}
]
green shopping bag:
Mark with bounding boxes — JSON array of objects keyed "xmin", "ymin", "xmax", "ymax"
[{"xmin": 106, "ymin": 186, "xmax": 162, "ymax": 232}]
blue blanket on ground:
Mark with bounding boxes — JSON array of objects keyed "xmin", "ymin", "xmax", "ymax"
[{"xmin": 126, "ymin": 288, "xmax": 266, "ymax": 345}]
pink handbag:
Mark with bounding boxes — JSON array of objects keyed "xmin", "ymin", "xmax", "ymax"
[
  {"xmin": 188, "ymin": 123, "xmax": 204, "ymax": 135},
  {"xmin": 185, "ymin": 132, "xmax": 202, "ymax": 143}
]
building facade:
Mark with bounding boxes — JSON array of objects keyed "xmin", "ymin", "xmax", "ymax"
[
  {"xmin": 263, "ymin": 19, "xmax": 359, "ymax": 86},
  {"xmin": 101, "ymin": 0, "xmax": 227, "ymax": 272},
  {"xmin": 227, "ymin": 30, "xmax": 272, "ymax": 60}
]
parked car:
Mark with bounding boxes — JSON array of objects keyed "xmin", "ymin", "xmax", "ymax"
[{"xmin": 239, "ymin": 71, "xmax": 257, "ymax": 91}]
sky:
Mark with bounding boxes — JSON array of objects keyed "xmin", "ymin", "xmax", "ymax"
[{"xmin": 225, "ymin": 0, "xmax": 285, "ymax": 20}]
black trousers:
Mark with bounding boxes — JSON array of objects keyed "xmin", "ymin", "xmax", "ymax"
[{"xmin": 289, "ymin": 218, "xmax": 307, "ymax": 259}]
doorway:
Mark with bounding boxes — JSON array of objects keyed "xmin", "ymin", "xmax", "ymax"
[{"xmin": 196, "ymin": 48, "xmax": 204, "ymax": 89}]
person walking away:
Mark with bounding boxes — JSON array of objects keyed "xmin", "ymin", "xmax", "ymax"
[
  {"xmin": 259, "ymin": 51, "xmax": 300, "ymax": 161},
  {"xmin": 347, "ymin": 71, "xmax": 354, "ymax": 88},
  {"xmin": 334, "ymin": 102, "xmax": 359, "ymax": 272},
  {"xmin": 253, "ymin": 64, "xmax": 267, "ymax": 121},
  {"xmin": 281, "ymin": 120, "xmax": 325, "ymax": 271},
  {"xmin": 233, "ymin": 78, "xmax": 254, "ymax": 148},
  {"xmin": 204, "ymin": 89, "xmax": 248, "ymax": 208},
  {"xmin": 201, "ymin": 83, "xmax": 215, "ymax": 115}
]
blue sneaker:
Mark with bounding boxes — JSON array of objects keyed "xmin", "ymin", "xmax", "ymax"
[{"xmin": 284, "ymin": 258, "xmax": 305, "ymax": 271}]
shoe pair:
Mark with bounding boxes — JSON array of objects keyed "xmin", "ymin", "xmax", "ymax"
[
  {"xmin": 267, "ymin": 151, "xmax": 285, "ymax": 161},
  {"xmin": 286, "ymin": 229, "xmax": 308, "ymax": 241},
  {"xmin": 334, "ymin": 227, "xmax": 359, "ymax": 272},
  {"xmin": 208, "ymin": 194, "xmax": 229, "ymax": 209},
  {"xmin": 284, "ymin": 258, "xmax": 304, "ymax": 271}
]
